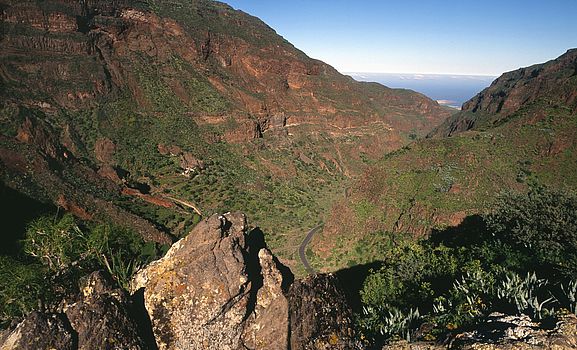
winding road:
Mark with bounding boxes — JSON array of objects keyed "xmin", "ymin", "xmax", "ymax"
[{"xmin": 299, "ymin": 224, "xmax": 322, "ymax": 275}]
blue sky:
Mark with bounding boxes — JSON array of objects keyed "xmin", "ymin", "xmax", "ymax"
[{"xmin": 224, "ymin": 0, "xmax": 577, "ymax": 75}]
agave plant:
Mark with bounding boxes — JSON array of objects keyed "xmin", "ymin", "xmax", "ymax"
[
  {"xmin": 379, "ymin": 307, "xmax": 421, "ymax": 341},
  {"xmin": 360, "ymin": 305, "xmax": 421, "ymax": 341},
  {"xmin": 496, "ymin": 271, "xmax": 554, "ymax": 319},
  {"xmin": 432, "ymin": 296, "xmax": 451, "ymax": 314},
  {"xmin": 560, "ymin": 280, "xmax": 577, "ymax": 315},
  {"xmin": 454, "ymin": 269, "xmax": 494, "ymax": 296}
]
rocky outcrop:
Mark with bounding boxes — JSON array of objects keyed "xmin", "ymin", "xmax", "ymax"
[
  {"xmin": 452, "ymin": 313, "xmax": 577, "ymax": 350},
  {"xmin": 0, "ymin": 312, "xmax": 75, "ymax": 350},
  {"xmin": 0, "ymin": 271, "xmax": 147, "ymax": 350},
  {"xmin": 131, "ymin": 212, "xmax": 269, "ymax": 349},
  {"xmin": 430, "ymin": 49, "xmax": 577, "ymax": 137},
  {"xmin": 462, "ymin": 49, "xmax": 577, "ymax": 116},
  {"xmin": 131, "ymin": 212, "xmax": 357, "ymax": 350},
  {"xmin": 64, "ymin": 271, "xmax": 147, "ymax": 350},
  {"xmin": 94, "ymin": 138, "xmax": 116, "ymax": 164},
  {"xmin": 382, "ymin": 313, "xmax": 577, "ymax": 350},
  {"xmin": 15, "ymin": 117, "xmax": 66, "ymax": 160},
  {"xmin": 288, "ymin": 274, "xmax": 358, "ymax": 349}
]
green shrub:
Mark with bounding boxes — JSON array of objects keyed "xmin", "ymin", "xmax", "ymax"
[
  {"xmin": 31, "ymin": 215, "xmax": 164, "ymax": 286},
  {"xmin": 486, "ymin": 185, "xmax": 577, "ymax": 275},
  {"xmin": 85, "ymin": 223, "xmax": 156, "ymax": 290},
  {"xmin": 0, "ymin": 256, "xmax": 48, "ymax": 326},
  {"xmin": 361, "ymin": 269, "xmax": 404, "ymax": 308},
  {"xmin": 357, "ymin": 186, "xmax": 577, "ymax": 345},
  {"xmin": 559, "ymin": 280, "xmax": 577, "ymax": 315},
  {"xmin": 23, "ymin": 214, "xmax": 86, "ymax": 271}
]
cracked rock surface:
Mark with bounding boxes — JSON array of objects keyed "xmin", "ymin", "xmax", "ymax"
[
  {"xmin": 132, "ymin": 212, "xmax": 291, "ymax": 349},
  {"xmin": 132, "ymin": 212, "xmax": 358, "ymax": 350}
]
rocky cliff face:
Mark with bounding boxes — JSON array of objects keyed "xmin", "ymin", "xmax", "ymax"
[
  {"xmin": 430, "ymin": 49, "xmax": 577, "ymax": 137},
  {"xmin": 1, "ymin": 0, "xmax": 449, "ymax": 138}
]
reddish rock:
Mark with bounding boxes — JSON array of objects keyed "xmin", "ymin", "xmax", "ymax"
[
  {"xmin": 157, "ymin": 144, "xmax": 183, "ymax": 156},
  {"xmin": 15, "ymin": 117, "xmax": 61, "ymax": 159},
  {"xmin": 121, "ymin": 187, "xmax": 175, "ymax": 208},
  {"xmin": 57, "ymin": 194, "xmax": 93, "ymax": 220},
  {"xmin": 97, "ymin": 164, "xmax": 124, "ymax": 184},
  {"xmin": 431, "ymin": 49, "xmax": 577, "ymax": 137},
  {"xmin": 179, "ymin": 152, "xmax": 205, "ymax": 171},
  {"xmin": 94, "ymin": 138, "xmax": 116, "ymax": 164}
]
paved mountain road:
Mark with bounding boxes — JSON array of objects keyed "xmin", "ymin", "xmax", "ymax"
[{"xmin": 298, "ymin": 225, "xmax": 322, "ymax": 275}]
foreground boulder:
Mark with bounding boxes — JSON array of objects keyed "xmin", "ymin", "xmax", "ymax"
[
  {"xmin": 0, "ymin": 271, "xmax": 147, "ymax": 350},
  {"xmin": 0, "ymin": 311, "xmax": 75, "ymax": 350},
  {"xmin": 132, "ymin": 212, "xmax": 358, "ymax": 350},
  {"xmin": 288, "ymin": 274, "xmax": 358, "ymax": 349},
  {"xmin": 64, "ymin": 271, "xmax": 147, "ymax": 350}
]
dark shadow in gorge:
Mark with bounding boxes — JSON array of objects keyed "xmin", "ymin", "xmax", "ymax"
[
  {"xmin": 428, "ymin": 214, "xmax": 488, "ymax": 247},
  {"xmin": 334, "ymin": 260, "xmax": 383, "ymax": 313},
  {"xmin": 0, "ymin": 182, "xmax": 56, "ymax": 255}
]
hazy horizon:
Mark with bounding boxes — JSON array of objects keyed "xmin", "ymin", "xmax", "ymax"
[
  {"xmin": 348, "ymin": 72, "xmax": 497, "ymax": 108},
  {"xmin": 345, "ymin": 72, "xmax": 499, "ymax": 78}
]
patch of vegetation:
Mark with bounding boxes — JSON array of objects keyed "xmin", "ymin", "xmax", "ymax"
[
  {"xmin": 323, "ymin": 103, "xmax": 577, "ymax": 271},
  {"xmin": 0, "ymin": 256, "xmax": 47, "ymax": 326},
  {"xmin": 357, "ymin": 186, "xmax": 577, "ymax": 347},
  {"xmin": 0, "ymin": 213, "xmax": 167, "ymax": 326}
]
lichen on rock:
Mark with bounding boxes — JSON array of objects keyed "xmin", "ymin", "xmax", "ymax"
[
  {"xmin": 132, "ymin": 212, "xmax": 357, "ymax": 350},
  {"xmin": 132, "ymin": 212, "xmax": 290, "ymax": 349}
]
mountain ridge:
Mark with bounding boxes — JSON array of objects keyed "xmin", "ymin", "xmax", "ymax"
[
  {"xmin": 0, "ymin": 0, "xmax": 451, "ymax": 271},
  {"xmin": 429, "ymin": 48, "xmax": 577, "ymax": 138}
]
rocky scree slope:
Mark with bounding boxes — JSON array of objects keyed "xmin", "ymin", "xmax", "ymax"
[
  {"xmin": 312, "ymin": 50, "xmax": 577, "ymax": 271},
  {"xmin": 0, "ymin": 0, "xmax": 451, "ymax": 260}
]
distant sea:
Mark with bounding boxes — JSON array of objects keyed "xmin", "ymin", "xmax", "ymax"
[{"xmin": 348, "ymin": 73, "xmax": 497, "ymax": 109}]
